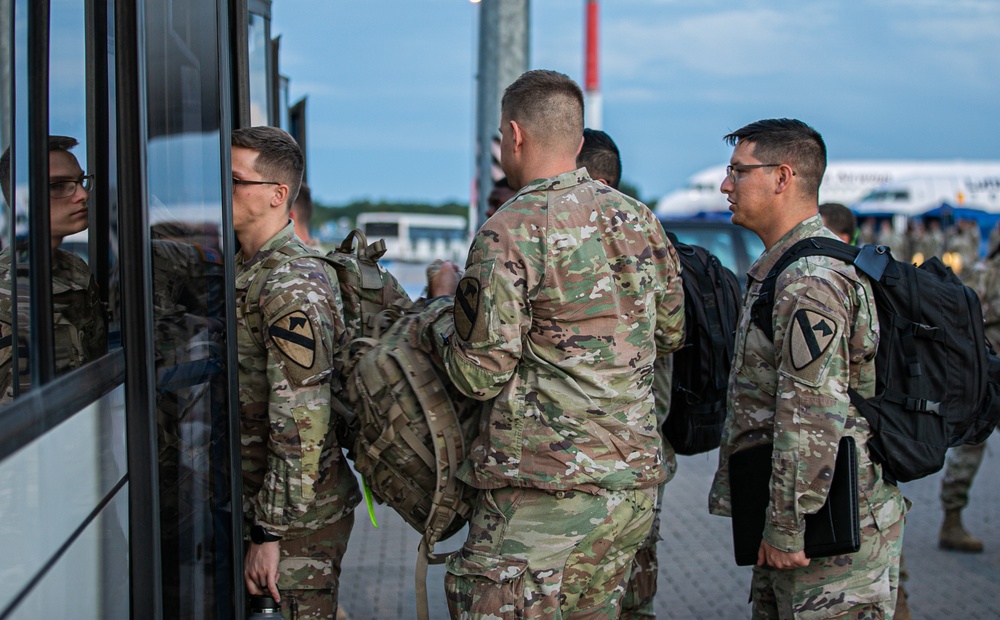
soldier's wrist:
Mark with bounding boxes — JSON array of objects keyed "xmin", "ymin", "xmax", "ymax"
[{"xmin": 250, "ymin": 524, "xmax": 283, "ymax": 544}]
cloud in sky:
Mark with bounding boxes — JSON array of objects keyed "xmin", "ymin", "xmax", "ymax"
[{"xmin": 272, "ymin": 1, "xmax": 1000, "ymax": 205}]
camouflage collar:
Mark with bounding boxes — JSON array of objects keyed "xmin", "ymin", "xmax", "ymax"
[
  {"xmin": 236, "ymin": 220, "xmax": 296, "ymax": 270},
  {"xmin": 516, "ymin": 167, "xmax": 593, "ymax": 197},
  {"xmin": 747, "ymin": 214, "xmax": 831, "ymax": 283}
]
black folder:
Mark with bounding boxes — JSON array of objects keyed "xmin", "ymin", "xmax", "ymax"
[{"xmin": 728, "ymin": 436, "xmax": 860, "ymax": 566}]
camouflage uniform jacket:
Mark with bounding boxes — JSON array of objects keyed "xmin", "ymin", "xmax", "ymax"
[
  {"xmin": 236, "ymin": 222, "xmax": 360, "ymax": 540},
  {"xmin": 0, "ymin": 246, "xmax": 106, "ymax": 402},
  {"xmin": 416, "ymin": 169, "xmax": 685, "ymax": 494},
  {"xmin": 708, "ymin": 215, "xmax": 905, "ymax": 552}
]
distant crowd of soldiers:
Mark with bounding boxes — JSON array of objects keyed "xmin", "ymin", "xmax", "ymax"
[{"xmin": 858, "ymin": 215, "xmax": 991, "ymax": 278}]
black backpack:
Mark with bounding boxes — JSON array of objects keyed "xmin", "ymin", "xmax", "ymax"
[
  {"xmin": 662, "ymin": 231, "xmax": 742, "ymax": 455},
  {"xmin": 752, "ymin": 237, "xmax": 1000, "ymax": 483}
]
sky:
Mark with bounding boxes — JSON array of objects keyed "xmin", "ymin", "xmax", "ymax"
[{"xmin": 272, "ymin": 0, "xmax": 1000, "ymax": 207}]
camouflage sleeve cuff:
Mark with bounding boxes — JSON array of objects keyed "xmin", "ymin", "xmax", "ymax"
[
  {"xmin": 762, "ymin": 520, "xmax": 805, "ymax": 553},
  {"xmin": 252, "ymin": 516, "xmax": 289, "ymax": 539}
]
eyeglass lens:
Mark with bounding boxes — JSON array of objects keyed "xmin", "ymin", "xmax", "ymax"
[{"xmin": 49, "ymin": 175, "xmax": 94, "ymax": 198}]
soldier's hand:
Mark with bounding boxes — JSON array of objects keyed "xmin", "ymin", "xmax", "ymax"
[
  {"xmin": 758, "ymin": 540, "xmax": 810, "ymax": 570},
  {"xmin": 427, "ymin": 260, "xmax": 461, "ymax": 297},
  {"xmin": 245, "ymin": 541, "xmax": 282, "ymax": 602}
]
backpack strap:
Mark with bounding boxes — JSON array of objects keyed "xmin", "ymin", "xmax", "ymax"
[
  {"xmin": 240, "ymin": 244, "xmax": 312, "ymax": 352},
  {"xmin": 751, "ymin": 237, "xmax": 892, "ymax": 342},
  {"xmin": 384, "ymin": 343, "xmax": 468, "ymax": 620}
]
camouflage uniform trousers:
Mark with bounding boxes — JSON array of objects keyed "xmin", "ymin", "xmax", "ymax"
[
  {"xmin": 445, "ymin": 486, "xmax": 657, "ymax": 619},
  {"xmin": 272, "ymin": 512, "xmax": 354, "ymax": 620},
  {"xmin": 940, "ymin": 434, "xmax": 993, "ymax": 512},
  {"xmin": 751, "ymin": 514, "xmax": 904, "ymax": 620},
  {"xmin": 620, "ymin": 480, "xmax": 666, "ymax": 619}
]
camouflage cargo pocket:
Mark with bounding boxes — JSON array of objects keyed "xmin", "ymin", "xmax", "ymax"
[
  {"xmin": 444, "ymin": 547, "xmax": 528, "ymax": 619},
  {"xmin": 277, "ymin": 557, "xmax": 337, "ymax": 620},
  {"xmin": 791, "ymin": 572, "xmax": 889, "ymax": 620}
]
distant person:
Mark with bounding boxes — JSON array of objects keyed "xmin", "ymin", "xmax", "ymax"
[
  {"xmin": 485, "ymin": 176, "xmax": 516, "ymax": 218},
  {"xmin": 289, "ymin": 181, "xmax": 316, "ymax": 247},
  {"xmin": 232, "ymin": 126, "xmax": 359, "ymax": 619},
  {"xmin": 416, "ymin": 69, "xmax": 685, "ymax": 618},
  {"xmin": 708, "ymin": 119, "xmax": 906, "ymax": 618},
  {"xmin": 0, "ymin": 136, "xmax": 107, "ymax": 403},
  {"xmin": 859, "ymin": 216, "xmax": 877, "ymax": 247},
  {"xmin": 879, "ymin": 219, "xmax": 908, "ymax": 261},
  {"xmin": 578, "ymin": 126, "xmax": 673, "ymax": 619},
  {"xmin": 577, "ymin": 128, "xmax": 622, "ymax": 189},
  {"xmin": 949, "ymin": 218, "xmax": 981, "ymax": 278},
  {"xmin": 938, "ymin": 231, "xmax": 1000, "ymax": 553},
  {"xmin": 911, "ymin": 218, "xmax": 944, "ymax": 265},
  {"xmin": 818, "ymin": 202, "xmax": 858, "ymax": 244}
]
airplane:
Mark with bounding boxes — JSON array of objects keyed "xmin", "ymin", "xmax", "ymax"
[
  {"xmin": 655, "ymin": 161, "xmax": 1000, "ymax": 218},
  {"xmin": 852, "ymin": 169, "xmax": 1000, "ymax": 217}
]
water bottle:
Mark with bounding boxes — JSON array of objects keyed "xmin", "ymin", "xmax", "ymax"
[{"xmin": 247, "ymin": 594, "xmax": 282, "ymax": 619}]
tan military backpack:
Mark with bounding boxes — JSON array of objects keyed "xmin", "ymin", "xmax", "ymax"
[
  {"xmin": 344, "ymin": 303, "xmax": 481, "ymax": 620},
  {"xmin": 242, "ymin": 230, "xmax": 479, "ymax": 620}
]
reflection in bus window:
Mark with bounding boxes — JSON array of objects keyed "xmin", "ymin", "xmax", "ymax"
[
  {"xmin": 248, "ymin": 11, "xmax": 270, "ymax": 126},
  {"xmin": 144, "ymin": 0, "xmax": 236, "ymax": 615},
  {"xmin": 0, "ymin": 138, "xmax": 107, "ymax": 404}
]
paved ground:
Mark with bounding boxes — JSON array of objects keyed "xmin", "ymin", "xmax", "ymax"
[{"xmin": 338, "ymin": 433, "xmax": 1000, "ymax": 619}]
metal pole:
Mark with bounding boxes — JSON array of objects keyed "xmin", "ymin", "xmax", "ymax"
[
  {"xmin": 584, "ymin": 0, "xmax": 601, "ymax": 130},
  {"xmin": 474, "ymin": 0, "xmax": 529, "ymax": 231}
]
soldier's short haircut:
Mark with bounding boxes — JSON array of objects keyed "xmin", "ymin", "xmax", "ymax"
[
  {"xmin": 577, "ymin": 128, "xmax": 622, "ymax": 190},
  {"xmin": 819, "ymin": 202, "xmax": 857, "ymax": 239},
  {"xmin": 231, "ymin": 126, "xmax": 304, "ymax": 208},
  {"xmin": 723, "ymin": 118, "xmax": 827, "ymax": 199},
  {"xmin": 501, "ymin": 69, "xmax": 584, "ymax": 154},
  {"xmin": 0, "ymin": 135, "xmax": 80, "ymax": 207}
]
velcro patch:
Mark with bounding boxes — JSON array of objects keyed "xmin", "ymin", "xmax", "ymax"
[
  {"xmin": 789, "ymin": 308, "xmax": 837, "ymax": 371},
  {"xmin": 454, "ymin": 276, "xmax": 482, "ymax": 342},
  {"xmin": 270, "ymin": 310, "xmax": 316, "ymax": 369}
]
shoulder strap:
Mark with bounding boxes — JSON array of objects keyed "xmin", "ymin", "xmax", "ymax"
[
  {"xmin": 241, "ymin": 244, "xmax": 316, "ymax": 352},
  {"xmin": 751, "ymin": 238, "xmax": 892, "ymax": 342}
]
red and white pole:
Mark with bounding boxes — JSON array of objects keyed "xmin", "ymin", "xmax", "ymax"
[{"xmin": 584, "ymin": 0, "xmax": 602, "ymax": 130}]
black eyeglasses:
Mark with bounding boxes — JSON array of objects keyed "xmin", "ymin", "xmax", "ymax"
[
  {"xmin": 726, "ymin": 163, "xmax": 783, "ymax": 182},
  {"xmin": 49, "ymin": 174, "xmax": 95, "ymax": 199},
  {"xmin": 232, "ymin": 178, "xmax": 281, "ymax": 193}
]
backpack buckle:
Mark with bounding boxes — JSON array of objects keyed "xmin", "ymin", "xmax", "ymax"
[{"xmin": 904, "ymin": 396, "xmax": 941, "ymax": 414}]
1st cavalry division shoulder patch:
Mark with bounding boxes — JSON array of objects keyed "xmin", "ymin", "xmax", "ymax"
[
  {"xmin": 454, "ymin": 276, "xmax": 482, "ymax": 342},
  {"xmin": 789, "ymin": 308, "xmax": 837, "ymax": 372},
  {"xmin": 270, "ymin": 310, "xmax": 316, "ymax": 369}
]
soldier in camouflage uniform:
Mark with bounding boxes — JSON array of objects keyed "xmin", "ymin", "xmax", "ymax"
[
  {"xmin": 232, "ymin": 127, "xmax": 360, "ymax": 619},
  {"xmin": 0, "ymin": 137, "xmax": 107, "ymax": 404},
  {"xmin": 416, "ymin": 70, "xmax": 686, "ymax": 619},
  {"xmin": 938, "ymin": 233, "xmax": 1000, "ymax": 553},
  {"xmin": 708, "ymin": 119, "xmax": 907, "ymax": 619},
  {"xmin": 576, "ymin": 126, "xmax": 676, "ymax": 619}
]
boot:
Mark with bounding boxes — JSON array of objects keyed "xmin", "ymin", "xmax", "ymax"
[
  {"xmin": 939, "ymin": 509, "xmax": 984, "ymax": 552},
  {"xmin": 894, "ymin": 584, "xmax": 912, "ymax": 620}
]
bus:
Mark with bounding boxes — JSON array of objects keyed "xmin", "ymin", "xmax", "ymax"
[
  {"xmin": 0, "ymin": 1, "xmax": 291, "ymax": 618},
  {"xmin": 356, "ymin": 212, "xmax": 469, "ymax": 263}
]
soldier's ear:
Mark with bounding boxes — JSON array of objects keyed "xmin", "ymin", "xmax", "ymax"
[
  {"xmin": 510, "ymin": 120, "xmax": 524, "ymax": 152},
  {"xmin": 270, "ymin": 183, "xmax": 289, "ymax": 209}
]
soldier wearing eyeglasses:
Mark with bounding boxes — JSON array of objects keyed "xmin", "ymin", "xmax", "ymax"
[
  {"xmin": 0, "ymin": 136, "xmax": 107, "ymax": 403},
  {"xmin": 232, "ymin": 126, "xmax": 361, "ymax": 619},
  {"xmin": 709, "ymin": 119, "xmax": 905, "ymax": 619}
]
